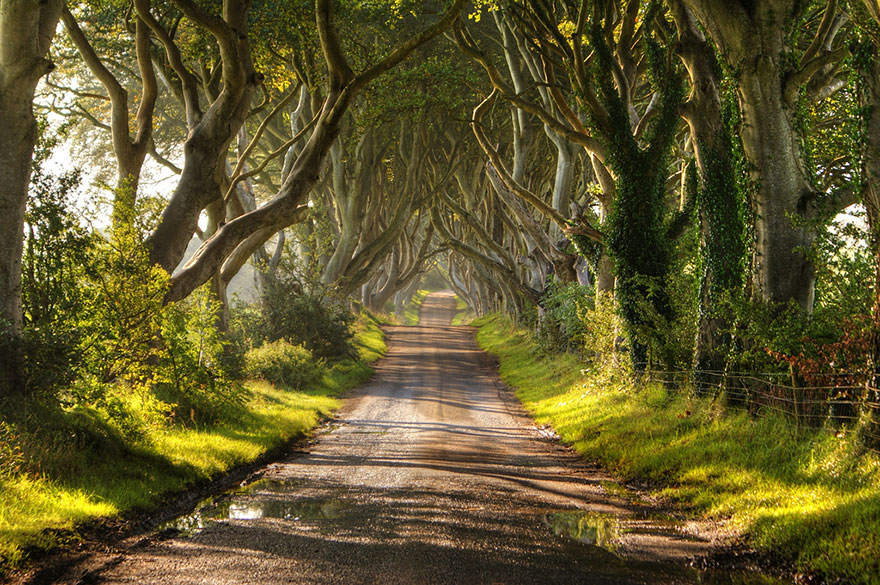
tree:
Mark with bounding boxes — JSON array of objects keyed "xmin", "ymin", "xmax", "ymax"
[
  {"xmin": 667, "ymin": 0, "xmax": 746, "ymax": 376},
  {"xmin": 0, "ymin": 0, "xmax": 62, "ymax": 391},
  {"xmin": 165, "ymin": 0, "xmax": 466, "ymax": 302},
  {"xmin": 681, "ymin": 0, "xmax": 852, "ymax": 310},
  {"xmin": 60, "ymin": 2, "xmax": 158, "ymax": 221}
]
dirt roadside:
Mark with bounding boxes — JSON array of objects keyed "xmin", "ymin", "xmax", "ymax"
[{"xmin": 9, "ymin": 291, "xmax": 786, "ymax": 585}]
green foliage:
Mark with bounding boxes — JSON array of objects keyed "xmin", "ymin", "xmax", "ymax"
[
  {"xmin": 13, "ymin": 167, "xmax": 248, "ymax": 432},
  {"xmin": 75, "ymin": 207, "xmax": 169, "ymax": 392},
  {"xmin": 0, "ymin": 422, "xmax": 25, "ymax": 480},
  {"xmin": 580, "ymin": 292, "xmax": 632, "ymax": 383},
  {"xmin": 360, "ymin": 48, "xmax": 481, "ymax": 126},
  {"xmin": 267, "ymin": 290, "xmax": 355, "ymax": 360},
  {"xmin": 0, "ymin": 311, "xmax": 386, "ymax": 575},
  {"xmin": 534, "ymin": 278, "xmax": 594, "ymax": 353},
  {"xmin": 727, "ymin": 214, "xmax": 874, "ymax": 380},
  {"xmin": 245, "ymin": 339, "xmax": 324, "ymax": 390},
  {"xmin": 154, "ymin": 288, "xmax": 247, "ymax": 426},
  {"xmin": 22, "ymin": 168, "xmax": 93, "ymax": 329},
  {"xmin": 587, "ymin": 14, "xmax": 684, "ymax": 370},
  {"xmin": 696, "ymin": 101, "xmax": 747, "ymax": 303},
  {"xmin": 7, "ymin": 125, "xmax": 95, "ymax": 397},
  {"xmin": 232, "ymin": 276, "xmax": 356, "ymax": 361},
  {"xmin": 0, "ymin": 324, "xmax": 81, "ymax": 400},
  {"xmin": 813, "ymin": 215, "xmax": 874, "ymax": 316}
]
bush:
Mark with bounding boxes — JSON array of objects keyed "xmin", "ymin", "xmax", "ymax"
[
  {"xmin": 230, "ymin": 279, "xmax": 356, "ymax": 361},
  {"xmin": 153, "ymin": 288, "xmax": 247, "ymax": 426},
  {"xmin": 581, "ymin": 291, "xmax": 631, "ymax": 381},
  {"xmin": 534, "ymin": 279, "xmax": 594, "ymax": 352},
  {"xmin": 245, "ymin": 340, "xmax": 324, "ymax": 389},
  {"xmin": 0, "ymin": 324, "xmax": 79, "ymax": 398}
]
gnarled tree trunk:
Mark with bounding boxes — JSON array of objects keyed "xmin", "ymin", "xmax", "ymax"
[{"xmin": 682, "ymin": 0, "xmax": 841, "ymax": 311}]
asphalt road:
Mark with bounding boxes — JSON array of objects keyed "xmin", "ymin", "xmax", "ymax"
[{"xmin": 53, "ymin": 291, "xmax": 783, "ymax": 585}]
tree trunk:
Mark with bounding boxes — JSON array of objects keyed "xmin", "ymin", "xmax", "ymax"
[
  {"xmin": 739, "ymin": 63, "xmax": 818, "ymax": 309},
  {"xmin": 595, "ymin": 250, "xmax": 614, "ymax": 294},
  {"xmin": 0, "ymin": 0, "xmax": 62, "ymax": 390},
  {"xmin": 670, "ymin": 0, "xmax": 746, "ymax": 381},
  {"xmin": 859, "ymin": 44, "xmax": 880, "ymax": 447},
  {"xmin": 148, "ymin": 106, "xmax": 254, "ymax": 274},
  {"xmin": 547, "ymin": 132, "xmax": 575, "ymax": 241},
  {"xmin": 682, "ymin": 0, "xmax": 819, "ymax": 311}
]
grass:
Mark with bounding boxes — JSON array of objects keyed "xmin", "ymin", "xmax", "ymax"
[
  {"xmin": 403, "ymin": 289, "xmax": 430, "ymax": 325},
  {"xmin": 0, "ymin": 311, "xmax": 385, "ymax": 575},
  {"xmin": 450, "ymin": 296, "xmax": 471, "ymax": 326},
  {"xmin": 473, "ymin": 313, "xmax": 880, "ymax": 585}
]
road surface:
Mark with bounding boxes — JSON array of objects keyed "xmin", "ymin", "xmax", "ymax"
[{"xmin": 39, "ymin": 291, "xmax": 781, "ymax": 585}]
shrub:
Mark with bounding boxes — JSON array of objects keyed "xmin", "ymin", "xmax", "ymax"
[
  {"xmin": 534, "ymin": 279, "xmax": 594, "ymax": 352},
  {"xmin": 245, "ymin": 340, "xmax": 324, "ymax": 389},
  {"xmin": 0, "ymin": 324, "xmax": 80, "ymax": 398},
  {"xmin": 153, "ymin": 288, "xmax": 247, "ymax": 426},
  {"xmin": 230, "ymin": 280, "xmax": 356, "ymax": 361},
  {"xmin": 261, "ymin": 284, "xmax": 356, "ymax": 361},
  {"xmin": 581, "ymin": 291, "xmax": 632, "ymax": 383}
]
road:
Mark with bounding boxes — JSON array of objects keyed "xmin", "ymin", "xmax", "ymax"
[{"xmin": 51, "ymin": 291, "xmax": 781, "ymax": 585}]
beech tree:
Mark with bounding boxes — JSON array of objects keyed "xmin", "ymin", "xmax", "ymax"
[
  {"xmin": 166, "ymin": 0, "xmax": 466, "ymax": 302},
  {"xmin": 59, "ymin": 3, "xmax": 157, "ymax": 219},
  {"xmin": 0, "ymin": 0, "xmax": 62, "ymax": 389},
  {"xmin": 667, "ymin": 0, "xmax": 746, "ymax": 375},
  {"xmin": 681, "ymin": 0, "xmax": 852, "ymax": 310}
]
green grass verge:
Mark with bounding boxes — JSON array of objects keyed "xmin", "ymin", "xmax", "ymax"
[
  {"xmin": 0, "ymin": 312, "xmax": 385, "ymax": 574},
  {"xmin": 450, "ymin": 296, "xmax": 471, "ymax": 326},
  {"xmin": 403, "ymin": 290, "xmax": 430, "ymax": 325},
  {"xmin": 473, "ymin": 313, "xmax": 880, "ymax": 585}
]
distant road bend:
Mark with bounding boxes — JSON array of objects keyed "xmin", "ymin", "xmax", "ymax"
[{"xmin": 43, "ymin": 291, "xmax": 781, "ymax": 585}]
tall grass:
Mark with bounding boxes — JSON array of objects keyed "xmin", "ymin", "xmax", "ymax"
[{"xmin": 474, "ymin": 313, "xmax": 880, "ymax": 585}]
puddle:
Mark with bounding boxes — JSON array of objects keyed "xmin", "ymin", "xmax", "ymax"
[
  {"xmin": 162, "ymin": 497, "xmax": 350, "ymax": 535},
  {"xmin": 546, "ymin": 511, "xmax": 622, "ymax": 550},
  {"xmin": 546, "ymin": 509, "xmax": 704, "ymax": 551},
  {"xmin": 246, "ymin": 478, "xmax": 301, "ymax": 493},
  {"xmin": 159, "ymin": 477, "xmax": 349, "ymax": 536},
  {"xmin": 546, "ymin": 510, "xmax": 789, "ymax": 584}
]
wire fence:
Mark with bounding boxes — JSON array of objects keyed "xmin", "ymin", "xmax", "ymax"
[{"xmin": 638, "ymin": 368, "xmax": 880, "ymax": 453}]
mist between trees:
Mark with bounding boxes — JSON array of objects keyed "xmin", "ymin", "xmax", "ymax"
[{"xmin": 3, "ymin": 1, "xmax": 880, "ymax": 471}]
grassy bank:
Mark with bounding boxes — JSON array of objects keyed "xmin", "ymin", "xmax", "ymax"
[
  {"xmin": 451, "ymin": 297, "xmax": 470, "ymax": 326},
  {"xmin": 473, "ymin": 313, "xmax": 880, "ymax": 585},
  {"xmin": 0, "ymin": 312, "xmax": 386, "ymax": 574},
  {"xmin": 403, "ymin": 290, "xmax": 430, "ymax": 325}
]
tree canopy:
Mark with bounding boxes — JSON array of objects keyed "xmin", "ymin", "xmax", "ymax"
[{"xmin": 1, "ymin": 0, "xmax": 878, "ymax": 401}]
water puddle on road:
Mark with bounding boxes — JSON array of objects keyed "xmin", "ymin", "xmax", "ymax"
[
  {"xmin": 159, "ymin": 478, "xmax": 349, "ymax": 536},
  {"xmin": 547, "ymin": 509, "xmax": 694, "ymax": 551},
  {"xmin": 160, "ymin": 480, "xmax": 788, "ymax": 584},
  {"xmin": 545, "ymin": 510, "xmax": 788, "ymax": 585},
  {"xmin": 546, "ymin": 511, "xmax": 622, "ymax": 550}
]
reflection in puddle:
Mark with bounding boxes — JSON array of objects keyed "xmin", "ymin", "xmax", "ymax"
[
  {"xmin": 546, "ymin": 510, "xmax": 789, "ymax": 585},
  {"xmin": 546, "ymin": 509, "xmax": 692, "ymax": 551},
  {"xmin": 227, "ymin": 499, "xmax": 349, "ymax": 520},
  {"xmin": 546, "ymin": 511, "xmax": 622, "ymax": 550},
  {"xmin": 160, "ymin": 477, "xmax": 348, "ymax": 535},
  {"xmin": 246, "ymin": 478, "xmax": 301, "ymax": 493}
]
